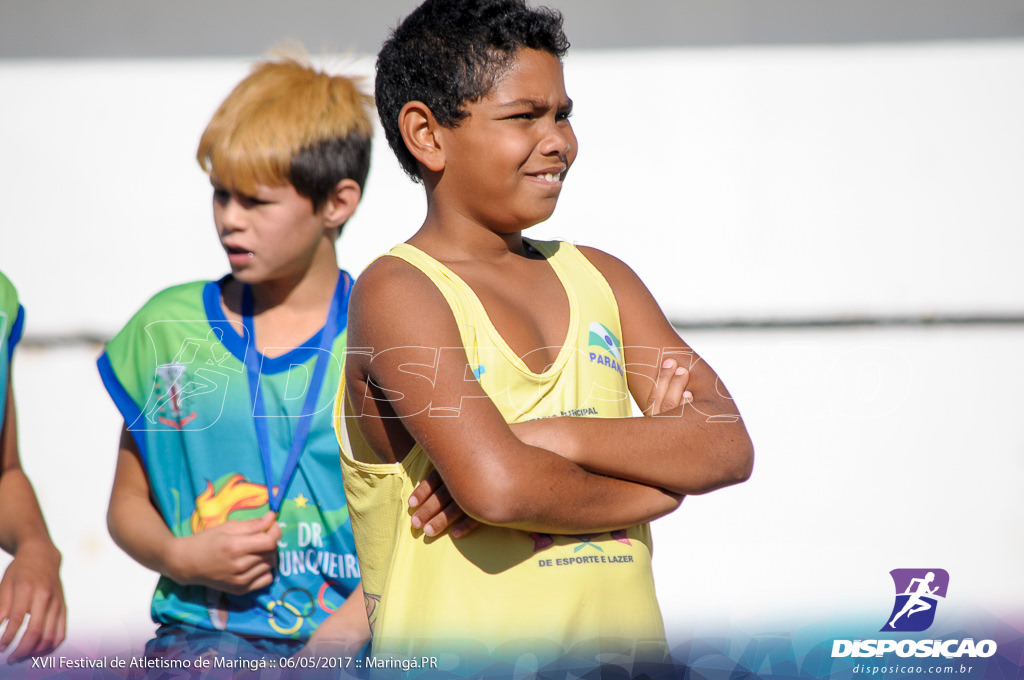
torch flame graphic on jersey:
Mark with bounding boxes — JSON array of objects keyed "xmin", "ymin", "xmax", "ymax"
[{"xmin": 190, "ymin": 474, "xmax": 269, "ymax": 533}]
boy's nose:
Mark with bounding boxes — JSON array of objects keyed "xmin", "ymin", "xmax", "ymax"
[
  {"xmin": 218, "ymin": 199, "xmax": 247, "ymax": 232},
  {"xmin": 540, "ymin": 122, "xmax": 575, "ymax": 162}
]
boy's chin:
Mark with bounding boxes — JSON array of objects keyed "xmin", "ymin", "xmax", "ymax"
[
  {"xmin": 225, "ymin": 265, "xmax": 264, "ymax": 285},
  {"xmin": 508, "ymin": 207, "xmax": 559, "ymax": 232},
  {"xmin": 520, "ymin": 213, "xmax": 556, "ymax": 231}
]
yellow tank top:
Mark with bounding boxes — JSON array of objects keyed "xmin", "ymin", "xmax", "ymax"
[{"xmin": 334, "ymin": 240, "xmax": 666, "ymax": 669}]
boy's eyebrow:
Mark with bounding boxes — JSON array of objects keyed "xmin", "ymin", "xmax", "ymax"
[{"xmin": 496, "ymin": 97, "xmax": 574, "ymax": 111}]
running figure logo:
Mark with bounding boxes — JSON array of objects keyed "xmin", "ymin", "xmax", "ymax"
[{"xmin": 881, "ymin": 568, "xmax": 949, "ymax": 632}]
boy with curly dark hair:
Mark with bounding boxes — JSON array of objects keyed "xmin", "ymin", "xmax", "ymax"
[{"xmin": 336, "ymin": 0, "xmax": 754, "ymax": 673}]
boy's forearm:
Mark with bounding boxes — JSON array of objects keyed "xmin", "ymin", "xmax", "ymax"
[
  {"xmin": 109, "ymin": 426, "xmax": 191, "ymax": 583},
  {"xmin": 302, "ymin": 582, "xmax": 370, "ymax": 654},
  {"xmin": 0, "ymin": 390, "xmax": 54, "ymax": 556},
  {"xmin": 107, "ymin": 489, "xmax": 183, "ymax": 582},
  {"xmin": 445, "ymin": 441, "xmax": 682, "ymax": 534},
  {"xmin": 502, "ymin": 475, "xmax": 681, "ymax": 535},
  {"xmin": 0, "ymin": 469, "xmax": 58, "ymax": 559},
  {"xmin": 512, "ymin": 405, "xmax": 753, "ymax": 496}
]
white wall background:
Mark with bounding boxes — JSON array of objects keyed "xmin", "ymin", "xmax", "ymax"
[
  {"xmin": 3, "ymin": 43, "xmax": 1024, "ymax": 335},
  {"xmin": 1, "ymin": 38, "xmax": 1022, "ymax": 659}
]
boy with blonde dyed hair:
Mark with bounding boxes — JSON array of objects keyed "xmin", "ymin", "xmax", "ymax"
[
  {"xmin": 197, "ymin": 54, "xmax": 374, "ymax": 213},
  {"xmin": 100, "ymin": 51, "xmax": 380, "ymax": 664}
]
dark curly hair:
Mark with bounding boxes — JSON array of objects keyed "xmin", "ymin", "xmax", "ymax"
[{"xmin": 375, "ymin": 0, "xmax": 569, "ymax": 181}]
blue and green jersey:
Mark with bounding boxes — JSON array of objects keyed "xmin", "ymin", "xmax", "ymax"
[
  {"xmin": 1, "ymin": 271, "xmax": 26, "ymax": 419},
  {"xmin": 97, "ymin": 275, "xmax": 358, "ymax": 640}
]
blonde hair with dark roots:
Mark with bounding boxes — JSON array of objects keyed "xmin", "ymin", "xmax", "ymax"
[{"xmin": 197, "ymin": 48, "xmax": 374, "ymax": 212}]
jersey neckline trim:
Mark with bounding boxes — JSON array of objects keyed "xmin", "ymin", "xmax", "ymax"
[
  {"xmin": 202, "ymin": 272, "xmax": 351, "ymax": 374},
  {"xmin": 391, "ymin": 239, "xmax": 580, "ymax": 380}
]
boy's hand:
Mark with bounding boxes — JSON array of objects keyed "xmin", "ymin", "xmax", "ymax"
[
  {"xmin": 171, "ymin": 511, "xmax": 282, "ymax": 595},
  {"xmin": 0, "ymin": 539, "xmax": 65, "ymax": 663},
  {"xmin": 505, "ymin": 359, "xmax": 693, "ymax": 463},
  {"xmin": 408, "ymin": 471, "xmax": 480, "ymax": 538},
  {"xmin": 644, "ymin": 358, "xmax": 693, "ymax": 416}
]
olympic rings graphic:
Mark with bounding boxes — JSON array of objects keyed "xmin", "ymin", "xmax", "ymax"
[
  {"xmin": 267, "ymin": 600, "xmax": 303, "ymax": 636},
  {"xmin": 317, "ymin": 582, "xmax": 341, "ymax": 615},
  {"xmin": 280, "ymin": 588, "xmax": 315, "ymax": 618}
]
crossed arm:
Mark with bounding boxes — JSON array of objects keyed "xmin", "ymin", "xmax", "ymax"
[
  {"xmin": 506, "ymin": 247, "xmax": 753, "ymax": 496},
  {"xmin": 407, "ymin": 351, "xmax": 697, "ymax": 536},
  {"xmin": 345, "ymin": 248, "xmax": 753, "ymax": 536},
  {"xmin": 0, "ymin": 381, "xmax": 65, "ymax": 663}
]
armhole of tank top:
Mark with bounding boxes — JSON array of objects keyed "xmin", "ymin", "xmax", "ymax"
[
  {"xmin": 336, "ymin": 366, "xmax": 400, "ymax": 473},
  {"xmin": 556, "ymin": 243, "xmax": 619, "ymax": 307},
  {"xmin": 335, "ymin": 358, "xmax": 429, "ymax": 476},
  {"xmin": 557, "ymin": 242, "xmax": 624, "ymax": 335}
]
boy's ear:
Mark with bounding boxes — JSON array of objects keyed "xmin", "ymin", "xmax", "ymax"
[
  {"xmin": 399, "ymin": 101, "xmax": 445, "ymax": 174},
  {"xmin": 321, "ymin": 179, "xmax": 362, "ymax": 229}
]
